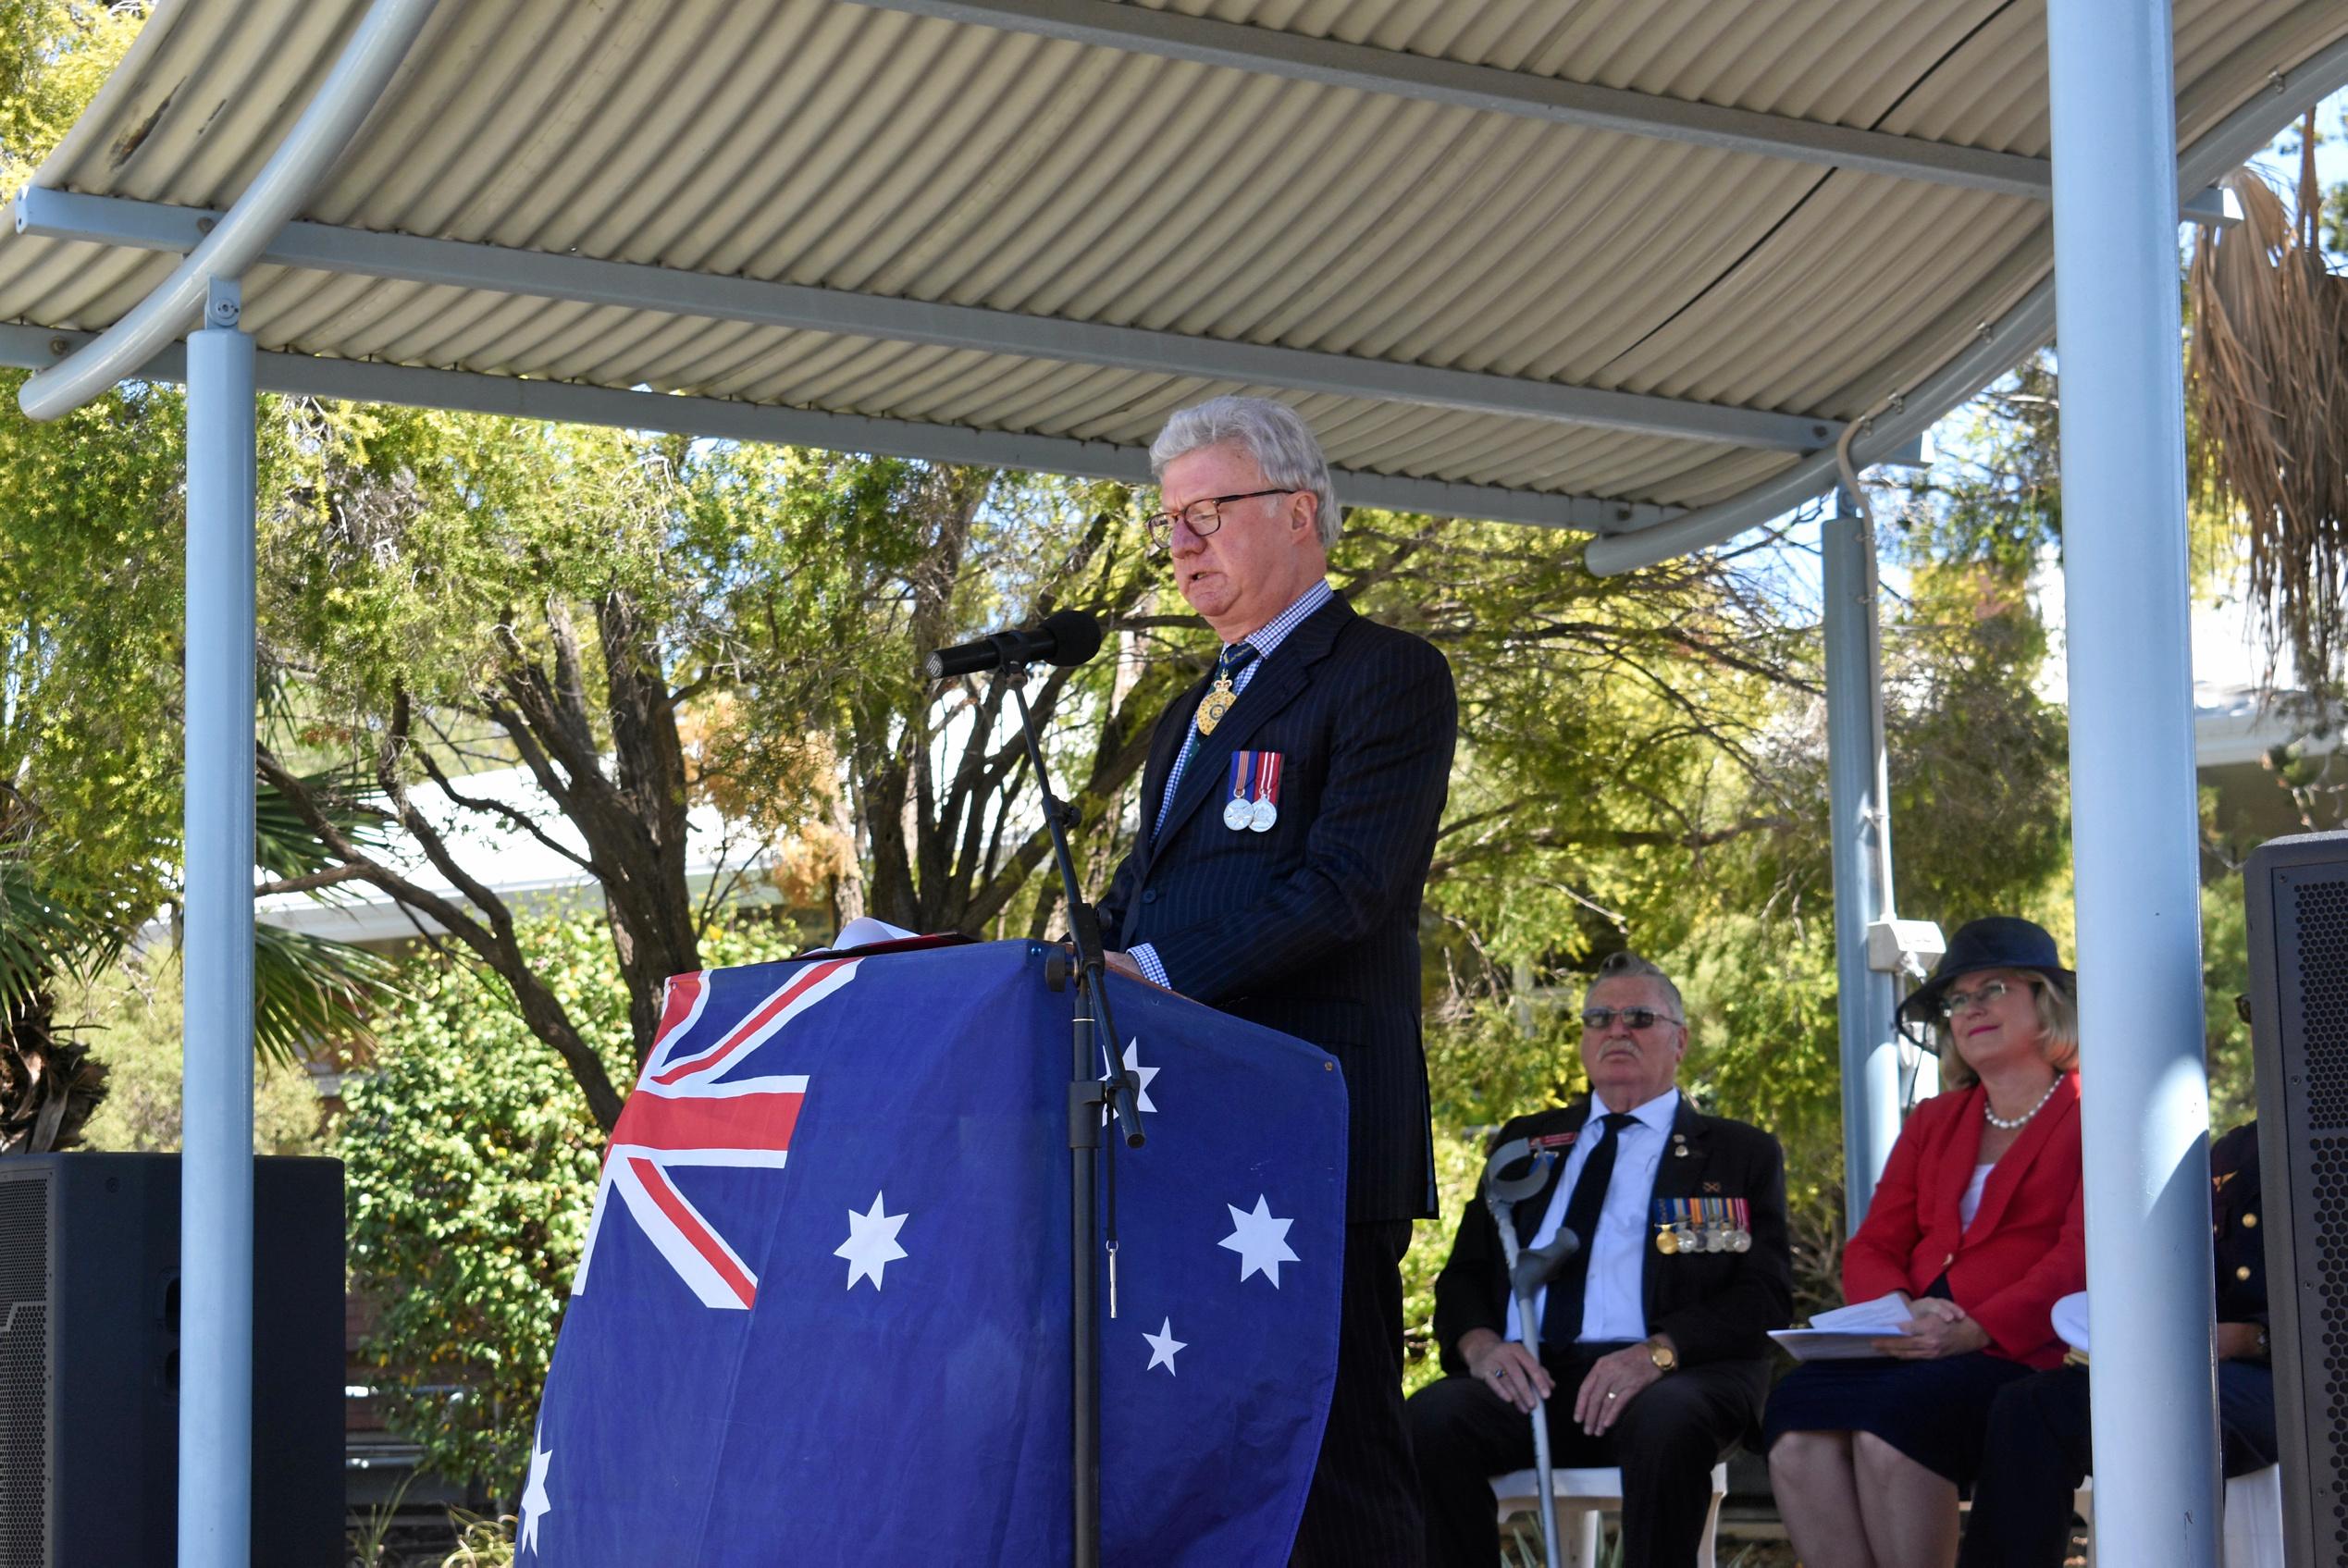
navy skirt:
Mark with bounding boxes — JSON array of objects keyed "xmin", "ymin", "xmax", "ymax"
[{"xmin": 1762, "ymin": 1352, "xmax": 2036, "ymax": 1487}]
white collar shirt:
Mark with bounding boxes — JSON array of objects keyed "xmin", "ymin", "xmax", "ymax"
[{"xmin": 1503, "ymin": 1087, "xmax": 1681, "ymax": 1346}]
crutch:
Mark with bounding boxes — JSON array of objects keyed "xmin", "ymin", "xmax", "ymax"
[{"xmin": 1481, "ymin": 1138, "xmax": 1583, "ymax": 1568}]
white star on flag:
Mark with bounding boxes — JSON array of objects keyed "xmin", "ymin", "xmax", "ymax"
[
  {"xmin": 1122, "ymin": 1039, "xmax": 1159, "ymax": 1113},
  {"xmin": 836, "ymin": 1191, "xmax": 909, "ymax": 1290},
  {"xmin": 1143, "ymin": 1316, "xmax": 1187, "ymax": 1375},
  {"xmin": 517, "ymin": 1436, "xmax": 553, "ymax": 1555},
  {"xmin": 1218, "ymin": 1194, "xmax": 1299, "ymax": 1287}
]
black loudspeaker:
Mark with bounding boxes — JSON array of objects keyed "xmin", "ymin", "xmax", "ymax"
[
  {"xmin": 2249, "ymin": 830, "xmax": 2348, "ymax": 1568},
  {"xmin": 0, "ymin": 1153, "xmax": 343, "ymax": 1567}
]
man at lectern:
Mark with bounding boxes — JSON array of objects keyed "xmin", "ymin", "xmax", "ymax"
[{"xmin": 1098, "ymin": 395, "xmax": 1458, "ymax": 1564}]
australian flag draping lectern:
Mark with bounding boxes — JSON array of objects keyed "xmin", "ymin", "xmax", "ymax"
[{"xmin": 524, "ymin": 939, "xmax": 1348, "ymax": 1564}]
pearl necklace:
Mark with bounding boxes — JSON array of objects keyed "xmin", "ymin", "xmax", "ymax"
[{"xmin": 1983, "ymin": 1079, "xmax": 2061, "ymax": 1130}]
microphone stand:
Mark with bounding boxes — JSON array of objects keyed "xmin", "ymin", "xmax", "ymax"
[{"xmin": 985, "ymin": 641, "xmax": 1143, "ymax": 1568}]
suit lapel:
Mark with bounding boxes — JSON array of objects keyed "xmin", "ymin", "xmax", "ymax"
[
  {"xmin": 1131, "ymin": 673, "xmax": 1210, "ymax": 883},
  {"xmin": 1967, "ymin": 1072, "xmax": 2079, "ymax": 1238},
  {"xmin": 1153, "ymin": 593, "xmax": 1355, "ymax": 854},
  {"xmin": 1513, "ymin": 1104, "xmax": 1588, "ymax": 1250}
]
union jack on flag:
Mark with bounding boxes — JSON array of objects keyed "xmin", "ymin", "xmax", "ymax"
[
  {"xmin": 526, "ymin": 941, "xmax": 1345, "ymax": 1565},
  {"xmin": 571, "ymin": 958, "xmax": 859, "ymax": 1309}
]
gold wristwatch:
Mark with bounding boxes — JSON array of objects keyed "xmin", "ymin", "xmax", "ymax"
[{"xmin": 1646, "ymin": 1338, "xmax": 1678, "ymax": 1373}]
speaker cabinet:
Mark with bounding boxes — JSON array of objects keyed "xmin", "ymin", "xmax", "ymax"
[
  {"xmin": 2249, "ymin": 830, "xmax": 2348, "ymax": 1567},
  {"xmin": 0, "ymin": 1154, "xmax": 342, "ymax": 1567}
]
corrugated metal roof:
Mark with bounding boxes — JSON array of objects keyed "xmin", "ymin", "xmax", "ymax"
[{"xmin": 1, "ymin": 0, "xmax": 2342, "ymax": 537}]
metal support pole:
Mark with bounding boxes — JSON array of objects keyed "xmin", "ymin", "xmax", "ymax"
[
  {"xmin": 2045, "ymin": 3, "xmax": 2221, "ymax": 1561},
  {"xmin": 1823, "ymin": 493, "xmax": 1902, "ymax": 1224},
  {"xmin": 180, "ymin": 277, "xmax": 257, "ymax": 1568}
]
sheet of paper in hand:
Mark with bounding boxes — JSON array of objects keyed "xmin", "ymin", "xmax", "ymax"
[
  {"xmin": 2051, "ymin": 1290, "xmax": 2090, "ymax": 1356},
  {"xmin": 1768, "ymin": 1291, "xmax": 1918, "ymax": 1362}
]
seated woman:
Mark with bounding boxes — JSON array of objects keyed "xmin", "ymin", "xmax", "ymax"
[{"xmin": 1765, "ymin": 917, "xmax": 2085, "ymax": 1568}]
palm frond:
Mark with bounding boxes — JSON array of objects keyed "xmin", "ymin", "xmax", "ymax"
[
  {"xmin": 255, "ymin": 763, "xmax": 388, "ymax": 885},
  {"xmin": 253, "ymin": 922, "xmax": 404, "ymax": 1068},
  {"xmin": 2187, "ymin": 148, "xmax": 2348, "ymax": 709},
  {"xmin": 0, "ymin": 856, "xmax": 119, "ymax": 1016}
]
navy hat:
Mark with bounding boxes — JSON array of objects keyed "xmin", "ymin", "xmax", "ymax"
[{"xmin": 1897, "ymin": 916, "xmax": 2074, "ymax": 1029}]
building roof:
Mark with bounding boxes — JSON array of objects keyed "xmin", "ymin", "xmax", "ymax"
[{"xmin": 0, "ymin": 0, "xmax": 2342, "ymax": 565}]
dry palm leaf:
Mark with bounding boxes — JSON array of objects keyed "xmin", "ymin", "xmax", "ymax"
[{"xmin": 2188, "ymin": 120, "xmax": 2348, "ymax": 709}]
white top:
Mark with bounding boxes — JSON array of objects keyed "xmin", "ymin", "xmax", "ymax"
[
  {"xmin": 1959, "ymin": 1162, "xmax": 1995, "ymax": 1229},
  {"xmin": 1505, "ymin": 1088, "xmax": 1681, "ymax": 1346}
]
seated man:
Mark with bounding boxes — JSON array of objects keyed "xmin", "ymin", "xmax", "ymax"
[
  {"xmin": 1408, "ymin": 952, "xmax": 1794, "ymax": 1568},
  {"xmin": 1957, "ymin": 1117, "xmax": 2276, "ymax": 1566}
]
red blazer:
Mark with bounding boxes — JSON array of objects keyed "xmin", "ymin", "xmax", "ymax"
[{"xmin": 1842, "ymin": 1072, "xmax": 2083, "ymax": 1368}]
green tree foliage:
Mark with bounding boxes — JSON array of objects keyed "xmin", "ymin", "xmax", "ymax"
[
  {"xmin": 259, "ymin": 415, "xmax": 930, "ymax": 1126},
  {"xmin": 67, "ymin": 954, "xmax": 330, "ymax": 1154},
  {"xmin": 0, "ymin": 364, "xmax": 394, "ymax": 1145},
  {"xmin": 0, "ymin": 1, "xmax": 142, "ymax": 183}
]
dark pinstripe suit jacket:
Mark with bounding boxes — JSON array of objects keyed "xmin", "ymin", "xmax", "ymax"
[{"xmin": 1098, "ymin": 591, "xmax": 1457, "ymax": 1223}]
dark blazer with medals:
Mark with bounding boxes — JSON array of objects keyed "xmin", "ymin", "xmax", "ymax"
[
  {"xmin": 1430, "ymin": 1095, "xmax": 1794, "ymax": 1375},
  {"xmin": 2211, "ymin": 1119, "xmax": 2266, "ymax": 1331},
  {"xmin": 1097, "ymin": 590, "xmax": 1456, "ymax": 1223}
]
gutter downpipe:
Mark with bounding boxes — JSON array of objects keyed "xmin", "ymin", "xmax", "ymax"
[
  {"xmin": 1823, "ymin": 488, "xmax": 1902, "ymax": 1224},
  {"xmin": 2046, "ymin": 1, "xmax": 2220, "ymax": 1562},
  {"xmin": 13, "ymin": 6, "xmax": 441, "ymax": 1565}
]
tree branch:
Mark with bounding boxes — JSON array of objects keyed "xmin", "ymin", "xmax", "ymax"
[{"xmin": 253, "ymin": 864, "xmax": 371, "ymax": 899}]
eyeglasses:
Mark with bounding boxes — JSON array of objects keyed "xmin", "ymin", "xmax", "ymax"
[
  {"xmin": 1580, "ymin": 1006, "xmax": 1681, "ymax": 1031},
  {"xmin": 1938, "ymin": 978, "xmax": 2026, "ymax": 1019},
  {"xmin": 1143, "ymin": 488, "xmax": 1295, "ymax": 550}
]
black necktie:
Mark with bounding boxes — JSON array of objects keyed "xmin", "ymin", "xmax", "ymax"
[{"xmin": 1540, "ymin": 1111, "xmax": 1638, "ymax": 1347}]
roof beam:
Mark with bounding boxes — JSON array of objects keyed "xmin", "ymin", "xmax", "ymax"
[
  {"xmin": 14, "ymin": 188, "xmax": 1835, "ymax": 453},
  {"xmin": 0, "ymin": 321, "xmax": 1674, "ymax": 532},
  {"xmin": 844, "ymin": 0, "xmax": 2057, "ymax": 200}
]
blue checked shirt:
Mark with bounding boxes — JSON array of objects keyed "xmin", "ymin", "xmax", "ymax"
[{"xmin": 1130, "ymin": 578, "xmax": 1333, "ymax": 989}]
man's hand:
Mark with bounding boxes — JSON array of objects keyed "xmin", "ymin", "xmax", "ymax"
[
  {"xmin": 1874, "ymin": 1296, "xmax": 1989, "ymax": 1360},
  {"xmin": 1572, "ymin": 1343, "xmax": 1664, "ymax": 1436},
  {"xmin": 1103, "ymin": 949, "xmax": 1147, "ymax": 982},
  {"xmin": 1460, "ymin": 1327, "xmax": 1552, "ymax": 1415}
]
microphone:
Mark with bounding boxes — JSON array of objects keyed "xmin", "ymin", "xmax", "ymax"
[{"xmin": 924, "ymin": 610, "xmax": 1103, "ymax": 680}]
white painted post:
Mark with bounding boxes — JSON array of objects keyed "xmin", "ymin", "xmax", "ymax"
[
  {"xmin": 1823, "ymin": 493, "xmax": 1901, "ymax": 1223},
  {"xmin": 180, "ymin": 277, "xmax": 256, "ymax": 1568},
  {"xmin": 2045, "ymin": 2, "xmax": 2222, "ymax": 1561}
]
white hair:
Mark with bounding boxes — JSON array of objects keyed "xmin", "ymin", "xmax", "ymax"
[
  {"xmin": 1583, "ymin": 950, "xmax": 1686, "ymax": 1020},
  {"xmin": 1148, "ymin": 396, "xmax": 1341, "ymax": 547}
]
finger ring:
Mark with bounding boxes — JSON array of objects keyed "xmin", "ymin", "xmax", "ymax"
[{"xmin": 1605, "ymin": 1391, "xmax": 1618, "ymax": 1400}]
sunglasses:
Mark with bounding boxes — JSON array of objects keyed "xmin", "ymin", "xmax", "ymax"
[{"xmin": 1580, "ymin": 1006, "xmax": 1681, "ymax": 1031}]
